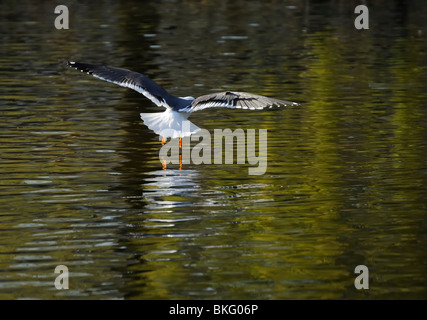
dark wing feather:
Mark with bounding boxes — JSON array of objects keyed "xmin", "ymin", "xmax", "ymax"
[
  {"xmin": 67, "ymin": 61, "xmax": 176, "ymax": 108},
  {"xmin": 180, "ymin": 91, "xmax": 298, "ymax": 113}
]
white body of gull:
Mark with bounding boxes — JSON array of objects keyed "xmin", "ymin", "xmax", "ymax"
[{"xmin": 68, "ymin": 61, "xmax": 299, "ymax": 138}]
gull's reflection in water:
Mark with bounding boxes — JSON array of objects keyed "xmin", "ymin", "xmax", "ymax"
[
  {"xmin": 140, "ymin": 169, "xmax": 207, "ymax": 240},
  {"xmin": 142, "ymin": 168, "xmax": 200, "ymax": 210},
  {"xmin": 142, "ymin": 115, "xmax": 203, "ymax": 211}
]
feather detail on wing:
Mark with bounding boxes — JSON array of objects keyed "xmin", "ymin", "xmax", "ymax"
[
  {"xmin": 179, "ymin": 91, "xmax": 299, "ymax": 113},
  {"xmin": 67, "ymin": 61, "xmax": 175, "ymax": 108}
]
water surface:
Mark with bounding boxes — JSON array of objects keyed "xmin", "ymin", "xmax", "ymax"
[{"xmin": 0, "ymin": 0, "xmax": 426, "ymax": 299}]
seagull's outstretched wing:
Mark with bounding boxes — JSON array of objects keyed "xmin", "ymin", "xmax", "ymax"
[
  {"xmin": 67, "ymin": 61, "xmax": 176, "ymax": 108},
  {"xmin": 179, "ymin": 91, "xmax": 299, "ymax": 113}
]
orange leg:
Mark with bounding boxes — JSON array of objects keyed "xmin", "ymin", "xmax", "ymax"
[
  {"xmin": 161, "ymin": 137, "xmax": 167, "ymax": 170},
  {"xmin": 161, "ymin": 156, "xmax": 167, "ymax": 170},
  {"xmin": 179, "ymin": 138, "xmax": 183, "ymax": 170}
]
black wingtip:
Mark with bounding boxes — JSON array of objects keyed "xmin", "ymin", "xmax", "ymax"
[
  {"xmin": 67, "ymin": 61, "xmax": 94, "ymax": 75},
  {"xmin": 67, "ymin": 60, "xmax": 81, "ymax": 70}
]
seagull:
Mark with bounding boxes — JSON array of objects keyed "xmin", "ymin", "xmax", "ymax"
[{"xmin": 67, "ymin": 61, "xmax": 299, "ymax": 139}]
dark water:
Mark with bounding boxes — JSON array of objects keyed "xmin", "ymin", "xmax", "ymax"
[{"xmin": 1, "ymin": 0, "xmax": 426, "ymax": 299}]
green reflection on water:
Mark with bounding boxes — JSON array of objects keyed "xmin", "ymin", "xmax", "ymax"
[{"xmin": 0, "ymin": 0, "xmax": 426, "ymax": 300}]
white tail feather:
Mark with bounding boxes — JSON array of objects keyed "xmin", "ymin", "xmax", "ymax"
[{"xmin": 140, "ymin": 109, "xmax": 201, "ymax": 138}]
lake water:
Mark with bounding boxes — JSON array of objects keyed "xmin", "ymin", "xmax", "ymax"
[{"xmin": 0, "ymin": 0, "xmax": 426, "ymax": 299}]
